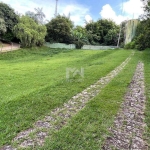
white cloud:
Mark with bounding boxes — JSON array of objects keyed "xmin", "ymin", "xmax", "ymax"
[
  {"xmin": 100, "ymin": 0, "xmax": 144, "ymax": 24},
  {"xmin": 85, "ymin": 15, "xmax": 92, "ymax": 23},
  {"xmin": 100, "ymin": 4, "xmax": 126, "ymax": 24},
  {"xmin": 0, "ymin": 0, "xmax": 90, "ymax": 26},
  {"xmin": 122, "ymin": 0, "xmax": 144, "ymax": 18},
  {"xmin": 60, "ymin": 4, "xmax": 90, "ymax": 25}
]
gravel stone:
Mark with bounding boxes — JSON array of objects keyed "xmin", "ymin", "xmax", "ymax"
[{"xmin": 103, "ymin": 62, "xmax": 148, "ymax": 150}]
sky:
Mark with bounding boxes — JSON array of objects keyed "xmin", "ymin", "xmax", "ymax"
[{"xmin": 0, "ymin": 0, "xmax": 144, "ymax": 25}]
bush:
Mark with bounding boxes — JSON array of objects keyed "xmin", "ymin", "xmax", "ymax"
[
  {"xmin": 120, "ymin": 42, "xmax": 125, "ymax": 48},
  {"xmin": 74, "ymin": 40, "xmax": 84, "ymax": 49},
  {"xmin": 124, "ymin": 43, "xmax": 131, "ymax": 49},
  {"xmin": 13, "ymin": 16, "xmax": 47, "ymax": 48},
  {"xmin": 124, "ymin": 41, "xmax": 136, "ymax": 49},
  {"xmin": 135, "ymin": 34, "xmax": 146, "ymax": 50}
]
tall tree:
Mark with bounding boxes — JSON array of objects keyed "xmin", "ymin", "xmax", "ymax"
[
  {"xmin": 46, "ymin": 15, "xmax": 74, "ymax": 43},
  {"xmin": 13, "ymin": 16, "xmax": 47, "ymax": 47},
  {"xmin": 0, "ymin": 2, "xmax": 18, "ymax": 41},
  {"xmin": 141, "ymin": 0, "xmax": 150, "ymax": 19},
  {"xmin": 85, "ymin": 21, "xmax": 101, "ymax": 45},
  {"xmin": 71, "ymin": 26, "xmax": 88, "ymax": 43},
  {"xmin": 0, "ymin": 18, "xmax": 6, "ymax": 35},
  {"xmin": 34, "ymin": 8, "xmax": 45, "ymax": 24},
  {"xmin": 85, "ymin": 19, "xmax": 119, "ymax": 45}
]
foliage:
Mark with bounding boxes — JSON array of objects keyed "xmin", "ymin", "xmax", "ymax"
[
  {"xmin": 132, "ymin": 1, "xmax": 150, "ymax": 50},
  {"xmin": 0, "ymin": 2, "xmax": 18, "ymax": 41},
  {"xmin": 104, "ymin": 29, "xmax": 119, "ymax": 45},
  {"xmin": 131, "ymin": 20, "xmax": 150, "ymax": 50},
  {"xmin": 85, "ymin": 21, "xmax": 101, "ymax": 44},
  {"xmin": 71, "ymin": 26, "xmax": 88, "ymax": 43},
  {"xmin": 141, "ymin": 0, "xmax": 150, "ymax": 19},
  {"xmin": 71, "ymin": 26, "xmax": 88, "ymax": 48},
  {"xmin": 0, "ymin": 18, "xmax": 6, "ymax": 34},
  {"xmin": 124, "ymin": 41, "xmax": 136, "ymax": 49},
  {"xmin": 74, "ymin": 40, "xmax": 84, "ymax": 49},
  {"xmin": 46, "ymin": 15, "xmax": 74, "ymax": 43},
  {"xmin": 85, "ymin": 19, "xmax": 119, "ymax": 46},
  {"xmin": 13, "ymin": 16, "xmax": 47, "ymax": 47}
]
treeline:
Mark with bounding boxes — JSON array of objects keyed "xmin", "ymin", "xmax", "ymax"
[
  {"xmin": 0, "ymin": 2, "xmax": 124, "ymax": 49},
  {"xmin": 1, "ymin": 1, "xmax": 150, "ymax": 50}
]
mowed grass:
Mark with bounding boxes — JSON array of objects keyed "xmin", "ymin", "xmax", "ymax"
[
  {"xmin": 0, "ymin": 47, "xmax": 132, "ymax": 146},
  {"xmin": 142, "ymin": 49, "xmax": 150, "ymax": 148},
  {"xmin": 39, "ymin": 51, "xmax": 140, "ymax": 150}
]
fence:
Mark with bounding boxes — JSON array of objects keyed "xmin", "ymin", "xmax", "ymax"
[
  {"xmin": 45, "ymin": 43, "xmax": 76, "ymax": 49},
  {"xmin": 82, "ymin": 45, "xmax": 117, "ymax": 50},
  {"xmin": 45, "ymin": 42, "xmax": 117, "ymax": 50},
  {"xmin": 0, "ymin": 43, "xmax": 20, "ymax": 53}
]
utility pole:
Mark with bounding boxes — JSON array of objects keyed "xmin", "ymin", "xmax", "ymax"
[
  {"xmin": 117, "ymin": 25, "xmax": 122, "ymax": 48},
  {"xmin": 117, "ymin": 0, "xmax": 124, "ymax": 48},
  {"xmin": 55, "ymin": 0, "xmax": 58, "ymax": 17}
]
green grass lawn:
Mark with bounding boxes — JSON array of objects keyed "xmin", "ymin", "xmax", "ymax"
[
  {"xmin": 39, "ymin": 49, "xmax": 150, "ymax": 150},
  {"xmin": 39, "ymin": 51, "xmax": 140, "ymax": 150},
  {"xmin": 142, "ymin": 49, "xmax": 150, "ymax": 147},
  {"xmin": 0, "ymin": 47, "xmax": 132, "ymax": 146}
]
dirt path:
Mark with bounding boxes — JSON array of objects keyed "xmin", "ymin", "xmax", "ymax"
[
  {"xmin": 1, "ymin": 54, "xmax": 133, "ymax": 150},
  {"xmin": 0, "ymin": 43, "xmax": 20, "ymax": 53},
  {"xmin": 103, "ymin": 62, "xmax": 148, "ymax": 150}
]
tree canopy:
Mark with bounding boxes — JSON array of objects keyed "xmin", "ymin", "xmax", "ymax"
[
  {"xmin": 85, "ymin": 19, "xmax": 119, "ymax": 45},
  {"xmin": 46, "ymin": 15, "xmax": 74, "ymax": 43},
  {"xmin": 0, "ymin": 2, "xmax": 18, "ymax": 41},
  {"xmin": 13, "ymin": 16, "xmax": 47, "ymax": 47},
  {"xmin": 0, "ymin": 18, "xmax": 6, "ymax": 35}
]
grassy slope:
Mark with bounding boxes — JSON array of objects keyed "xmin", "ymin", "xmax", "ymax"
[
  {"xmin": 0, "ymin": 47, "xmax": 131, "ymax": 146},
  {"xmin": 142, "ymin": 49, "xmax": 150, "ymax": 147},
  {"xmin": 40, "ymin": 51, "xmax": 140, "ymax": 150},
  {"xmin": 41, "ymin": 50, "xmax": 150, "ymax": 150}
]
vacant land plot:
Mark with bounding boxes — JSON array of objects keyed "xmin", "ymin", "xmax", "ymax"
[{"xmin": 0, "ymin": 47, "xmax": 149, "ymax": 149}]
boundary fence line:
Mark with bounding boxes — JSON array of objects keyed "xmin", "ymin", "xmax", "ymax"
[{"xmin": 45, "ymin": 42, "xmax": 118, "ymax": 50}]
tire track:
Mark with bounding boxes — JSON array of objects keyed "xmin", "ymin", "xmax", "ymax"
[
  {"xmin": 1, "ymin": 53, "xmax": 134, "ymax": 150},
  {"xmin": 103, "ymin": 62, "xmax": 148, "ymax": 150}
]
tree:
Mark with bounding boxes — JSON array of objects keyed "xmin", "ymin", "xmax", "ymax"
[
  {"xmin": 34, "ymin": 8, "xmax": 45, "ymax": 24},
  {"xmin": 46, "ymin": 15, "xmax": 74, "ymax": 43},
  {"xmin": 97, "ymin": 19, "xmax": 119, "ymax": 44},
  {"xmin": 25, "ymin": 7, "xmax": 45, "ymax": 24},
  {"xmin": 141, "ymin": 0, "xmax": 150, "ymax": 19},
  {"xmin": 25, "ymin": 11, "xmax": 37, "ymax": 22},
  {"xmin": 85, "ymin": 19, "xmax": 119, "ymax": 45},
  {"xmin": 72, "ymin": 26, "xmax": 88, "ymax": 43},
  {"xmin": 0, "ymin": 2, "xmax": 18, "ymax": 41},
  {"xmin": 13, "ymin": 16, "xmax": 47, "ymax": 47},
  {"xmin": 104, "ymin": 29, "xmax": 119, "ymax": 45},
  {"xmin": 0, "ymin": 18, "xmax": 6, "ymax": 35},
  {"xmin": 85, "ymin": 21, "xmax": 101, "ymax": 45},
  {"xmin": 71, "ymin": 26, "xmax": 88, "ymax": 49}
]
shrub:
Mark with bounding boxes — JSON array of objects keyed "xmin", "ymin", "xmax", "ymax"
[
  {"xmin": 13, "ymin": 16, "xmax": 47, "ymax": 48},
  {"xmin": 124, "ymin": 43, "xmax": 131, "ymax": 49},
  {"xmin": 74, "ymin": 40, "xmax": 84, "ymax": 49},
  {"xmin": 124, "ymin": 41, "xmax": 136, "ymax": 49}
]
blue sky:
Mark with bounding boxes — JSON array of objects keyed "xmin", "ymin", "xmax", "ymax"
[{"xmin": 1, "ymin": 0, "xmax": 144, "ymax": 25}]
